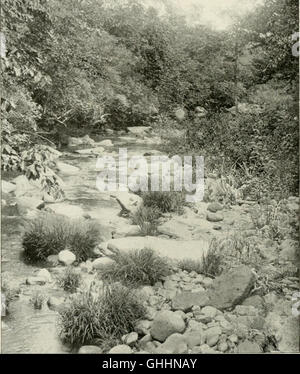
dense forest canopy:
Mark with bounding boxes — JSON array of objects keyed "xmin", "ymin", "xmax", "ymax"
[{"xmin": 1, "ymin": 0, "xmax": 299, "ymax": 200}]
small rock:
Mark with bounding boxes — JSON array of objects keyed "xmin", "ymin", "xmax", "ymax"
[
  {"xmin": 150, "ymin": 311, "xmax": 186, "ymax": 342},
  {"xmin": 26, "ymin": 277, "xmax": 46, "ymax": 285},
  {"xmin": 36, "ymin": 269, "xmax": 52, "ymax": 283},
  {"xmin": 78, "ymin": 345, "xmax": 102, "ymax": 354},
  {"xmin": 206, "ymin": 212, "xmax": 224, "ymax": 222},
  {"xmin": 183, "ymin": 330, "xmax": 206, "ymax": 348},
  {"xmin": 108, "ymin": 345, "xmax": 133, "ymax": 354},
  {"xmin": 58, "ymin": 250, "xmax": 76, "ymax": 266},
  {"xmin": 46, "ymin": 255, "xmax": 59, "ymax": 266},
  {"xmin": 218, "ymin": 341, "xmax": 228, "ymax": 352},
  {"xmin": 122, "ymin": 332, "xmax": 138, "ymax": 346},
  {"xmin": 207, "ymin": 202, "xmax": 223, "ymax": 213},
  {"xmin": 135, "ymin": 320, "xmax": 152, "ymax": 335}
]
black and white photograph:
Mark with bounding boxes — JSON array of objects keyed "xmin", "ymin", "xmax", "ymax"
[{"xmin": 1, "ymin": 0, "xmax": 299, "ymax": 358}]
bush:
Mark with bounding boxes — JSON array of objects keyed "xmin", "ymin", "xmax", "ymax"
[
  {"xmin": 22, "ymin": 213, "xmax": 101, "ymax": 263},
  {"xmin": 98, "ymin": 248, "xmax": 172, "ymax": 287},
  {"xmin": 57, "ymin": 267, "xmax": 82, "ymax": 293},
  {"xmin": 59, "ymin": 283, "xmax": 146, "ymax": 348},
  {"xmin": 142, "ymin": 191, "xmax": 185, "ymax": 215},
  {"xmin": 131, "ymin": 205, "xmax": 161, "ymax": 236},
  {"xmin": 29, "ymin": 292, "xmax": 44, "ymax": 310}
]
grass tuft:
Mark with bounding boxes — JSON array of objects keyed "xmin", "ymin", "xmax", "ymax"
[
  {"xmin": 131, "ymin": 205, "xmax": 160, "ymax": 236},
  {"xmin": 57, "ymin": 267, "xmax": 82, "ymax": 293},
  {"xmin": 98, "ymin": 248, "xmax": 172, "ymax": 286},
  {"xmin": 142, "ymin": 191, "xmax": 185, "ymax": 215},
  {"xmin": 22, "ymin": 213, "xmax": 101, "ymax": 263},
  {"xmin": 59, "ymin": 283, "xmax": 146, "ymax": 349}
]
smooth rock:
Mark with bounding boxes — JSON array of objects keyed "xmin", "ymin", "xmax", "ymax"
[
  {"xmin": 58, "ymin": 250, "xmax": 76, "ymax": 266},
  {"xmin": 108, "ymin": 345, "xmax": 133, "ymax": 354},
  {"xmin": 78, "ymin": 345, "xmax": 103, "ymax": 354},
  {"xmin": 183, "ymin": 330, "xmax": 206, "ymax": 348},
  {"xmin": 122, "ymin": 332, "xmax": 138, "ymax": 346},
  {"xmin": 150, "ymin": 311, "xmax": 186, "ymax": 342},
  {"xmin": 135, "ymin": 320, "xmax": 152, "ymax": 335},
  {"xmin": 16, "ymin": 197, "xmax": 44, "ymax": 213},
  {"xmin": 47, "ymin": 203, "xmax": 84, "ymax": 219},
  {"xmin": 105, "ymin": 236, "xmax": 210, "ymax": 262},
  {"xmin": 75, "ymin": 146, "xmax": 104, "ymax": 155},
  {"xmin": 127, "ymin": 126, "xmax": 151, "ymax": 136},
  {"xmin": 207, "ymin": 202, "xmax": 223, "ymax": 213},
  {"xmin": 47, "ymin": 296, "xmax": 65, "ymax": 311},
  {"xmin": 96, "ymin": 139, "xmax": 113, "ymax": 147},
  {"xmin": 206, "ymin": 212, "xmax": 224, "ymax": 222},
  {"xmin": 26, "ymin": 276, "xmax": 46, "ymax": 285},
  {"xmin": 36, "ymin": 269, "xmax": 52, "ymax": 283}
]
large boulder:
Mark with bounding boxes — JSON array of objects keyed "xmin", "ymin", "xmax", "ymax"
[
  {"xmin": 207, "ymin": 265, "xmax": 255, "ymax": 310},
  {"xmin": 104, "ymin": 236, "xmax": 210, "ymax": 262},
  {"xmin": 150, "ymin": 311, "xmax": 186, "ymax": 342}
]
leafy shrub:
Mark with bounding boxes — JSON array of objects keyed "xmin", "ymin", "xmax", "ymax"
[
  {"xmin": 142, "ymin": 191, "xmax": 185, "ymax": 215},
  {"xmin": 98, "ymin": 248, "xmax": 172, "ymax": 287},
  {"xmin": 131, "ymin": 205, "xmax": 161, "ymax": 236},
  {"xmin": 22, "ymin": 213, "xmax": 101, "ymax": 263},
  {"xmin": 57, "ymin": 267, "xmax": 82, "ymax": 293},
  {"xmin": 59, "ymin": 283, "xmax": 146, "ymax": 348}
]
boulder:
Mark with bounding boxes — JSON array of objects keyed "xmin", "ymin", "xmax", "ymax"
[
  {"xmin": 58, "ymin": 250, "xmax": 76, "ymax": 266},
  {"xmin": 108, "ymin": 345, "xmax": 133, "ymax": 354},
  {"xmin": 56, "ymin": 161, "xmax": 79, "ymax": 175},
  {"xmin": 279, "ymin": 239, "xmax": 298, "ymax": 262},
  {"xmin": 47, "ymin": 296, "xmax": 65, "ymax": 312},
  {"xmin": 78, "ymin": 345, "xmax": 102, "ymax": 354},
  {"xmin": 2, "ymin": 180, "xmax": 16, "ymax": 194},
  {"xmin": 26, "ymin": 276, "xmax": 46, "ymax": 285},
  {"xmin": 105, "ymin": 236, "xmax": 210, "ymax": 262},
  {"xmin": 92, "ymin": 257, "xmax": 115, "ymax": 270},
  {"xmin": 150, "ymin": 310, "xmax": 186, "ymax": 342},
  {"xmin": 13, "ymin": 175, "xmax": 41, "ymax": 198},
  {"xmin": 172, "ymin": 291, "xmax": 210, "ymax": 312},
  {"xmin": 183, "ymin": 330, "xmax": 206, "ymax": 348},
  {"xmin": 157, "ymin": 220, "xmax": 193, "ymax": 240},
  {"xmin": 207, "ymin": 265, "xmax": 255, "ymax": 310}
]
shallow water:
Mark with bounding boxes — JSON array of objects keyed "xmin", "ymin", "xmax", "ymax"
[{"xmin": 1, "ymin": 134, "xmax": 160, "ymax": 353}]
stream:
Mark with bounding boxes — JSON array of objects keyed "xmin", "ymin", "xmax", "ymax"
[{"xmin": 1, "ymin": 134, "xmax": 160, "ymax": 353}]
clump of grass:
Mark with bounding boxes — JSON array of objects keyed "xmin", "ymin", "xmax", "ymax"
[
  {"xmin": 59, "ymin": 283, "xmax": 146, "ymax": 348},
  {"xmin": 57, "ymin": 267, "xmax": 82, "ymax": 293},
  {"xmin": 142, "ymin": 191, "xmax": 185, "ymax": 215},
  {"xmin": 98, "ymin": 248, "xmax": 172, "ymax": 286},
  {"xmin": 177, "ymin": 259, "xmax": 203, "ymax": 274},
  {"xmin": 22, "ymin": 213, "xmax": 101, "ymax": 263},
  {"xmin": 30, "ymin": 292, "xmax": 44, "ymax": 309},
  {"xmin": 178, "ymin": 240, "xmax": 223, "ymax": 278},
  {"xmin": 131, "ymin": 205, "xmax": 160, "ymax": 236}
]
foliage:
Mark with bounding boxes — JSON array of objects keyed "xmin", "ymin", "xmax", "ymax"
[
  {"xmin": 131, "ymin": 205, "xmax": 161, "ymax": 236},
  {"xmin": 98, "ymin": 248, "xmax": 172, "ymax": 287},
  {"xmin": 59, "ymin": 283, "xmax": 146, "ymax": 348},
  {"xmin": 57, "ymin": 267, "xmax": 82, "ymax": 293},
  {"xmin": 22, "ymin": 213, "xmax": 101, "ymax": 263},
  {"xmin": 142, "ymin": 191, "xmax": 185, "ymax": 214}
]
